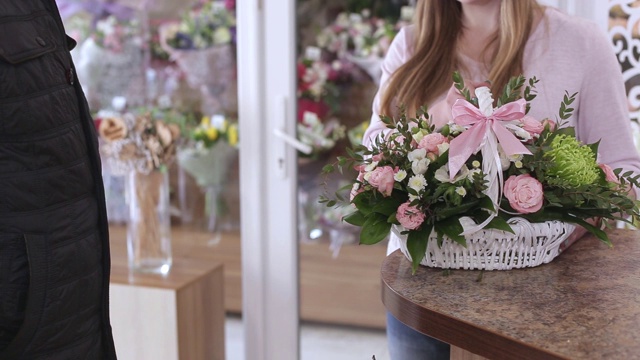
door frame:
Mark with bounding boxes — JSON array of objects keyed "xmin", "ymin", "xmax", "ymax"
[{"xmin": 237, "ymin": 0, "xmax": 300, "ymax": 359}]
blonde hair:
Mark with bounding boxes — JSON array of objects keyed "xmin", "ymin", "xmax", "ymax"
[{"xmin": 381, "ymin": 0, "xmax": 542, "ymax": 117}]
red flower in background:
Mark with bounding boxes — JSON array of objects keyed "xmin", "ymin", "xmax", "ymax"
[
  {"xmin": 224, "ymin": 0, "xmax": 235, "ymax": 11},
  {"xmin": 297, "ymin": 98, "xmax": 329, "ymax": 122}
]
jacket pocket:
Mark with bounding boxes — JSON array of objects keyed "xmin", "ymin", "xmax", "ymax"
[
  {"xmin": 0, "ymin": 12, "xmax": 57, "ymax": 64},
  {"xmin": 0, "ymin": 234, "xmax": 49, "ymax": 359}
]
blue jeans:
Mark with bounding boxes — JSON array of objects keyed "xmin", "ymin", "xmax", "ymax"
[{"xmin": 386, "ymin": 312, "xmax": 450, "ymax": 360}]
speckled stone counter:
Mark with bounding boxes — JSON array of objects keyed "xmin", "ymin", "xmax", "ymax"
[{"xmin": 381, "ymin": 229, "xmax": 640, "ymax": 360}]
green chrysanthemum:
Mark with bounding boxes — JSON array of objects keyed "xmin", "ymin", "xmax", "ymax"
[{"xmin": 544, "ymin": 134, "xmax": 599, "ymax": 187}]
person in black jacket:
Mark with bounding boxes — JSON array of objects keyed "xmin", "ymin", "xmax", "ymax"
[{"xmin": 0, "ymin": 0, "xmax": 117, "ymax": 359}]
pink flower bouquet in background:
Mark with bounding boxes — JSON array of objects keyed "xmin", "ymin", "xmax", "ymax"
[
  {"xmin": 322, "ymin": 72, "xmax": 640, "ymax": 272},
  {"xmin": 315, "ymin": 7, "xmax": 413, "ymax": 83}
]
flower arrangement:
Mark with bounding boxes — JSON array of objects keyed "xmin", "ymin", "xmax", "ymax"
[
  {"xmin": 189, "ymin": 114, "xmax": 239, "ymax": 149},
  {"xmin": 322, "ymin": 73, "xmax": 640, "ymax": 272},
  {"xmin": 177, "ymin": 114, "xmax": 239, "ymax": 187},
  {"xmin": 298, "ymin": 111, "xmax": 346, "ymax": 157},
  {"xmin": 162, "ymin": 1, "xmax": 235, "ymax": 50},
  {"xmin": 297, "ymin": 46, "xmax": 342, "ymax": 121},
  {"xmin": 315, "ymin": 10, "xmax": 397, "ymax": 59},
  {"xmin": 92, "ymin": 15, "xmax": 140, "ymax": 52},
  {"xmin": 313, "ymin": 7, "xmax": 413, "ymax": 82},
  {"xmin": 97, "ymin": 108, "xmax": 181, "ymax": 175}
]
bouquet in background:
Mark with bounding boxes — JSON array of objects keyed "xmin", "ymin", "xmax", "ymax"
[
  {"xmin": 162, "ymin": 1, "xmax": 235, "ymax": 50},
  {"xmin": 298, "ymin": 111, "xmax": 346, "ymax": 158},
  {"xmin": 97, "ymin": 108, "xmax": 181, "ymax": 175},
  {"xmin": 158, "ymin": 1, "xmax": 237, "ymax": 114},
  {"xmin": 297, "ymin": 46, "xmax": 342, "ymax": 121},
  {"xmin": 177, "ymin": 114, "xmax": 239, "ymax": 188},
  {"xmin": 177, "ymin": 114, "xmax": 239, "ymax": 235},
  {"xmin": 322, "ymin": 73, "xmax": 640, "ymax": 272},
  {"xmin": 92, "ymin": 15, "xmax": 141, "ymax": 52},
  {"xmin": 315, "ymin": 7, "xmax": 413, "ymax": 82},
  {"xmin": 76, "ymin": 12, "xmax": 145, "ymax": 109}
]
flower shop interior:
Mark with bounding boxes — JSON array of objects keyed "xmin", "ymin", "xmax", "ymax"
[{"xmin": 58, "ymin": 0, "xmax": 640, "ymax": 359}]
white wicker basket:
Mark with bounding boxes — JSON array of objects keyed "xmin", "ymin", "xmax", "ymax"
[{"xmin": 393, "ymin": 217, "xmax": 575, "ymax": 270}]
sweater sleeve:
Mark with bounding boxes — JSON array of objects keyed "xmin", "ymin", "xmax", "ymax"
[
  {"xmin": 362, "ymin": 27, "xmax": 410, "ymax": 148},
  {"xmin": 576, "ymin": 22, "xmax": 640, "ymax": 185}
]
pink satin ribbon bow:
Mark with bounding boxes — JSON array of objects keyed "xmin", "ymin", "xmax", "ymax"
[{"xmin": 448, "ymin": 98, "xmax": 532, "ymax": 181}]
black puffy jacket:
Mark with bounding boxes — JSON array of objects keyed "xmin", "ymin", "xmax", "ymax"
[{"xmin": 0, "ymin": 0, "xmax": 116, "ymax": 358}]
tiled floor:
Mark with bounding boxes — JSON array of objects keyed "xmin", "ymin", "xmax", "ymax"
[{"xmin": 225, "ymin": 315, "xmax": 390, "ymax": 360}]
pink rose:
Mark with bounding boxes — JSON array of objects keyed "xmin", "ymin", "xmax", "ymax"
[
  {"xmin": 418, "ymin": 133, "xmax": 448, "ymax": 153},
  {"xmin": 504, "ymin": 174, "xmax": 544, "ymax": 214},
  {"xmin": 520, "ymin": 116, "xmax": 544, "ymax": 136},
  {"xmin": 367, "ymin": 166, "xmax": 395, "ymax": 197},
  {"xmin": 541, "ymin": 118, "xmax": 557, "ymax": 132},
  {"xmin": 396, "ymin": 202, "xmax": 425, "ymax": 230},
  {"xmin": 599, "ymin": 163, "xmax": 619, "ymax": 183}
]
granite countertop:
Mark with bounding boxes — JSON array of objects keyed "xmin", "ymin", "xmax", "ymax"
[{"xmin": 381, "ymin": 229, "xmax": 640, "ymax": 360}]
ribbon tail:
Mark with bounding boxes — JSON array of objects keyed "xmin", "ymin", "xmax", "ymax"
[
  {"xmin": 448, "ymin": 122, "xmax": 486, "ymax": 181},
  {"xmin": 492, "ymin": 123, "xmax": 532, "ymax": 156},
  {"xmin": 460, "ymin": 130, "xmax": 502, "ymax": 235}
]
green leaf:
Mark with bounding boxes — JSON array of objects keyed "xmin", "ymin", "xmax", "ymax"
[
  {"xmin": 343, "ymin": 210, "xmax": 366, "ymax": 227},
  {"xmin": 485, "ymin": 216, "xmax": 515, "ymax": 234},
  {"xmin": 434, "ymin": 217, "xmax": 466, "ymax": 247},
  {"xmin": 407, "ymin": 224, "xmax": 433, "ymax": 274},
  {"xmin": 322, "ymin": 164, "xmax": 335, "ymax": 173},
  {"xmin": 352, "ymin": 192, "xmax": 373, "ymax": 215},
  {"xmin": 360, "ymin": 214, "xmax": 391, "ymax": 245},
  {"xmin": 372, "ymin": 196, "xmax": 403, "ymax": 216}
]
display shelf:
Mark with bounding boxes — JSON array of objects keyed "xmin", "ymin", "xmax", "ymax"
[{"xmin": 109, "ymin": 226, "xmax": 387, "ymax": 329}]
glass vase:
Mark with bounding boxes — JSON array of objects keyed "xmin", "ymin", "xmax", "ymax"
[{"xmin": 126, "ymin": 170, "xmax": 172, "ymax": 275}]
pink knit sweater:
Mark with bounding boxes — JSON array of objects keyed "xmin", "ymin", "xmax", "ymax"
[{"xmin": 363, "ymin": 7, "xmax": 640, "ymax": 253}]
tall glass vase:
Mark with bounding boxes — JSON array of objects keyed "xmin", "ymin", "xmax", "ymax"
[{"xmin": 126, "ymin": 170, "xmax": 172, "ymax": 274}]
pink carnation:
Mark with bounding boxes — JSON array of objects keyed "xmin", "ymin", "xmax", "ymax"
[
  {"xmin": 504, "ymin": 174, "xmax": 544, "ymax": 214},
  {"xmin": 520, "ymin": 116, "xmax": 544, "ymax": 136},
  {"xmin": 396, "ymin": 202, "xmax": 425, "ymax": 230},
  {"xmin": 599, "ymin": 163, "xmax": 619, "ymax": 183},
  {"xmin": 367, "ymin": 166, "xmax": 395, "ymax": 197},
  {"xmin": 418, "ymin": 133, "xmax": 448, "ymax": 153}
]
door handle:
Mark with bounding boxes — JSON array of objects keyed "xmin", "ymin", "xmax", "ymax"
[{"xmin": 273, "ymin": 128, "xmax": 313, "ymax": 155}]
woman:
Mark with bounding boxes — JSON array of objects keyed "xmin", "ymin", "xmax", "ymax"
[
  {"xmin": 363, "ymin": 1, "xmax": 640, "ymax": 358},
  {"xmin": 0, "ymin": 0, "xmax": 116, "ymax": 358}
]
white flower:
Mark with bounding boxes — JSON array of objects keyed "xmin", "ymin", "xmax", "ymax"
[
  {"xmin": 394, "ymin": 170, "xmax": 407, "ymax": 182},
  {"xmin": 455, "ymin": 187, "xmax": 467, "ymax": 197},
  {"xmin": 412, "ymin": 158, "xmax": 430, "ymax": 175},
  {"xmin": 508, "ymin": 154, "xmax": 524, "ymax": 162},
  {"xmin": 449, "ymin": 123, "xmax": 466, "ymax": 134},
  {"xmin": 408, "ymin": 174, "xmax": 427, "ymax": 192},
  {"xmin": 364, "ymin": 161, "xmax": 378, "ymax": 172},
  {"xmin": 435, "ymin": 164, "xmax": 469, "ymax": 183},
  {"xmin": 498, "ymin": 147, "xmax": 510, "ymax": 171},
  {"xmin": 514, "ymin": 127, "xmax": 532, "ymax": 141},
  {"xmin": 407, "ymin": 148, "xmax": 427, "ymax": 162},
  {"xmin": 304, "ymin": 46, "xmax": 322, "ymax": 61},
  {"xmin": 472, "ymin": 160, "xmax": 481, "ymax": 168},
  {"xmin": 475, "ymin": 87, "xmax": 494, "ymax": 117},
  {"xmin": 364, "ymin": 171, "xmax": 372, "ymax": 182},
  {"xmin": 437, "ymin": 143, "xmax": 450, "ymax": 155},
  {"xmin": 408, "ymin": 193, "xmax": 420, "ymax": 202},
  {"xmin": 467, "ymin": 168, "xmax": 483, "ymax": 183},
  {"xmin": 515, "ymin": 161, "xmax": 523, "ymax": 168}
]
